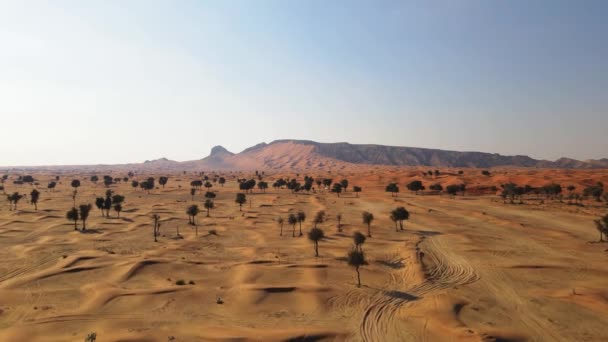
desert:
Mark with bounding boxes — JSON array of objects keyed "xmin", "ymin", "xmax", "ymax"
[{"xmin": 1, "ymin": 152, "xmax": 607, "ymax": 341}]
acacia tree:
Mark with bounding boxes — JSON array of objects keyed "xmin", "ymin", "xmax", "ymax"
[
  {"xmin": 308, "ymin": 227, "xmax": 325, "ymax": 257},
  {"xmin": 204, "ymin": 199, "xmax": 214, "ymax": 217},
  {"xmin": 390, "ymin": 211, "xmax": 399, "ymax": 232},
  {"xmin": 112, "ymin": 194, "xmax": 125, "ymax": 217},
  {"xmin": 347, "ymin": 248, "xmax": 367, "ymax": 287},
  {"xmin": 235, "ymin": 193, "xmax": 246, "ymax": 211},
  {"xmin": 407, "ymin": 180, "xmax": 425, "ymax": 194},
  {"xmin": 362, "ymin": 211, "xmax": 374, "ymax": 237},
  {"xmin": 7, "ymin": 192, "xmax": 23, "ymax": 211},
  {"xmin": 218, "ymin": 177, "xmax": 226, "ymax": 187},
  {"xmin": 71, "ymin": 179, "xmax": 81, "ymax": 203},
  {"xmin": 336, "ymin": 213, "xmax": 342, "ymax": 231},
  {"xmin": 190, "ymin": 188, "xmax": 196, "ymax": 201},
  {"xmin": 332, "ymin": 183, "xmax": 342, "ymax": 197},
  {"xmin": 297, "ymin": 210, "xmax": 306, "ymax": 236},
  {"xmin": 187, "ymin": 205, "xmax": 199, "ymax": 225},
  {"xmin": 353, "ymin": 232, "xmax": 366, "ymax": 251},
  {"xmin": 313, "ymin": 210, "xmax": 325, "ymax": 228},
  {"xmin": 593, "ymin": 214, "xmax": 608, "ymax": 242},
  {"xmin": 159, "ymin": 176, "xmax": 169, "ymax": 188},
  {"xmin": 340, "ymin": 179, "xmax": 349, "ymax": 192},
  {"xmin": 95, "ymin": 197, "xmax": 105, "ymax": 216},
  {"xmin": 353, "ymin": 186, "xmax": 362, "ymax": 197},
  {"xmin": 30, "ymin": 189, "xmax": 40, "ymax": 210},
  {"xmin": 131, "ymin": 180, "xmax": 139, "ymax": 190},
  {"xmin": 385, "ymin": 183, "xmax": 399, "ymax": 197},
  {"xmin": 257, "ymin": 181, "xmax": 268, "ymax": 193},
  {"xmin": 288, "ymin": 213, "xmax": 298, "ymax": 237},
  {"xmin": 204, "ymin": 181, "xmax": 213, "ymax": 192},
  {"xmin": 79, "ymin": 204, "xmax": 92, "ymax": 231},
  {"xmin": 277, "ymin": 217, "xmax": 284, "ymax": 236},
  {"xmin": 47, "ymin": 181, "xmax": 57, "ymax": 192},
  {"xmin": 391, "ymin": 207, "xmax": 410, "ymax": 231},
  {"xmin": 67, "ymin": 207, "xmax": 79, "ymax": 230}
]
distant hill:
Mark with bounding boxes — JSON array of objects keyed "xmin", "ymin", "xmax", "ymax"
[
  {"xmin": 192, "ymin": 140, "xmax": 608, "ymax": 170},
  {"xmin": 3, "ymin": 140, "xmax": 607, "ymax": 171}
]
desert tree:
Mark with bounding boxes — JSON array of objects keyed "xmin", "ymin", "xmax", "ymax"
[
  {"xmin": 347, "ymin": 248, "xmax": 367, "ymax": 287},
  {"xmin": 114, "ymin": 203, "xmax": 123, "ymax": 217},
  {"xmin": 584, "ymin": 182, "xmax": 604, "ymax": 202},
  {"xmin": 482, "ymin": 170, "xmax": 491, "ymax": 176},
  {"xmin": 313, "ymin": 210, "xmax": 325, "ymax": 228},
  {"xmin": 204, "ymin": 181, "xmax": 213, "ymax": 192},
  {"xmin": 297, "ymin": 210, "xmax": 306, "ymax": 236},
  {"xmin": 336, "ymin": 213, "xmax": 343, "ymax": 231},
  {"xmin": 7, "ymin": 192, "xmax": 23, "ymax": 211},
  {"xmin": 322, "ymin": 178, "xmax": 333, "ymax": 190},
  {"xmin": 159, "ymin": 176, "xmax": 169, "ymax": 188},
  {"xmin": 332, "ymin": 183, "xmax": 342, "ymax": 197},
  {"xmin": 204, "ymin": 199, "xmax": 214, "ymax": 217},
  {"xmin": 47, "ymin": 181, "xmax": 57, "ymax": 192},
  {"xmin": 390, "ymin": 211, "xmax": 398, "ymax": 232},
  {"xmin": 353, "ymin": 186, "xmax": 362, "ymax": 197},
  {"xmin": 362, "ymin": 211, "xmax": 374, "ymax": 237},
  {"xmin": 30, "ymin": 189, "xmax": 40, "ymax": 210},
  {"xmin": 205, "ymin": 191, "xmax": 216, "ymax": 199},
  {"xmin": 0, "ymin": 185, "xmax": 4, "ymax": 195},
  {"xmin": 288, "ymin": 213, "xmax": 298, "ymax": 237},
  {"xmin": 143, "ymin": 178, "xmax": 155, "ymax": 193},
  {"xmin": 188, "ymin": 187, "xmax": 195, "ymax": 200},
  {"xmin": 340, "ymin": 179, "xmax": 349, "ymax": 192},
  {"xmin": 446, "ymin": 184, "xmax": 464, "ymax": 198},
  {"xmin": 429, "ymin": 183, "xmax": 443, "ymax": 191},
  {"xmin": 277, "ymin": 216, "xmax": 284, "ymax": 236},
  {"xmin": 90, "ymin": 175, "xmax": 99, "ymax": 183},
  {"xmin": 71, "ymin": 179, "xmax": 81, "ymax": 190},
  {"xmin": 67, "ymin": 207, "xmax": 79, "ymax": 230},
  {"xmin": 353, "ymin": 231, "xmax": 366, "ymax": 251},
  {"xmin": 187, "ymin": 204, "xmax": 200, "ymax": 225},
  {"xmin": 308, "ymin": 227, "xmax": 325, "ymax": 257},
  {"xmin": 103, "ymin": 175, "xmax": 113, "ymax": 187},
  {"xmin": 593, "ymin": 214, "xmax": 608, "ymax": 242},
  {"xmin": 257, "ymin": 181, "xmax": 268, "ymax": 193},
  {"xmin": 79, "ymin": 204, "xmax": 92, "ymax": 231},
  {"xmin": 407, "ymin": 180, "xmax": 425, "ymax": 194},
  {"xmin": 385, "ymin": 183, "xmax": 399, "ymax": 197},
  {"xmin": 235, "ymin": 193, "xmax": 247, "ymax": 211},
  {"xmin": 95, "ymin": 197, "xmax": 105, "ymax": 216},
  {"xmin": 218, "ymin": 177, "xmax": 226, "ymax": 187},
  {"xmin": 131, "ymin": 180, "xmax": 139, "ymax": 190},
  {"xmin": 103, "ymin": 195, "xmax": 112, "ymax": 217},
  {"xmin": 391, "ymin": 207, "xmax": 410, "ymax": 231},
  {"xmin": 152, "ymin": 214, "xmax": 161, "ymax": 242}
]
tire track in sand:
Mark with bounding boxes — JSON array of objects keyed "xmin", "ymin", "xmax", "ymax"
[{"xmin": 359, "ymin": 234, "xmax": 480, "ymax": 342}]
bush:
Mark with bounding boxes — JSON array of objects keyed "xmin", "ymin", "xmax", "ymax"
[{"xmin": 175, "ymin": 279, "xmax": 186, "ymax": 286}]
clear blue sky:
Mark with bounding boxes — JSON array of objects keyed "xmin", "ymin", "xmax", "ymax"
[{"xmin": 1, "ymin": 0, "xmax": 607, "ymax": 165}]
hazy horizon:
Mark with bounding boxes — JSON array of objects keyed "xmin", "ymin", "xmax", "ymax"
[{"xmin": 1, "ymin": 1, "xmax": 607, "ymax": 166}]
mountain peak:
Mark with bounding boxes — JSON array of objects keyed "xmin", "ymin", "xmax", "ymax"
[{"xmin": 210, "ymin": 145, "xmax": 233, "ymax": 156}]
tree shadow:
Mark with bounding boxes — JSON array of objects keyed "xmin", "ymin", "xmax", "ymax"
[
  {"xmin": 411, "ymin": 230, "xmax": 442, "ymax": 237},
  {"xmin": 80, "ymin": 228, "xmax": 103, "ymax": 234}
]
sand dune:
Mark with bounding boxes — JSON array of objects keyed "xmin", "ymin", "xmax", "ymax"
[{"xmin": 0, "ymin": 167, "xmax": 607, "ymax": 341}]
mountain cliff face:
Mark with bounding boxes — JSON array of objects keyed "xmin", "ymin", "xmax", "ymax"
[{"xmin": 192, "ymin": 140, "xmax": 608, "ymax": 170}]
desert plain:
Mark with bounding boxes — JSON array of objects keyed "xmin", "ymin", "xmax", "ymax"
[{"xmin": 0, "ymin": 167, "xmax": 607, "ymax": 342}]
